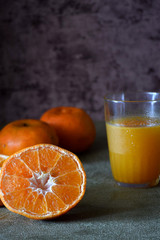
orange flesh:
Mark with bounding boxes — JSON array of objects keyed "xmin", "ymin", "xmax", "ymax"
[
  {"xmin": 106, "ymin": 116, "xmax": 160, "ymax": 186},
  {"xmin": 0, "ymin": 145, "xmax": 86, "ymax": 219}
]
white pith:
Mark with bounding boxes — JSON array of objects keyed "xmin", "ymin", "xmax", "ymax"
[
  {"xmin": 0, "ymin": 154, "xmax": 9, "ymax": 160},
  {"xmin": 29, "ymin": 171, "xmax": 56, "ymax": 195}
]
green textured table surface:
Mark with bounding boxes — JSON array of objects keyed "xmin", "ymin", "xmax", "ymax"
[{"xmin": 0, "ymin": 121, "xmax": 160, "ymax": 240}]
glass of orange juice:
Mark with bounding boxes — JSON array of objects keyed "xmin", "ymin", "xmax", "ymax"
[{"xmin": 104, "ymin": 92, "xmax": 160, "ymax": 188}]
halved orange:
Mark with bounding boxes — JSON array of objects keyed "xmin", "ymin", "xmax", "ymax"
[{"xmin": 0, "ymin": 144, "xmax": 86, "ymax": 219}]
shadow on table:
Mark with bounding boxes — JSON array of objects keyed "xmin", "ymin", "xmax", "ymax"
[
  {"xmin": 47, "ymin": 180, "xmax": 160, "ymax": 222},
  {"xmin": 77, "ymin": 123, "xmax": 108, "ymax": 163}
]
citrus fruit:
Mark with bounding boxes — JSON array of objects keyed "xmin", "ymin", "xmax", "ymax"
[
  {"xmin": 0, "ymin": 144, "xmax": 86, "ymax": 219},
  {"xmin": 0, "ymin": 154, "xmax": 8, "ymax": 206},
  {"xmin": 0, "ymin": 119, "xmax": 59, "ymax": 155},
  {"xmin": 40, "ymin": 106, "xmax": 96, "ymax": 153}
]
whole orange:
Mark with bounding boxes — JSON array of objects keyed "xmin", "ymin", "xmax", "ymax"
[
  {"xmin": 40, "ymin": 106, "xmax": 96, "ymax": 153},
  {"xmin": 0, "ymin": 119, "xmax": 59, "ymax": 155}
]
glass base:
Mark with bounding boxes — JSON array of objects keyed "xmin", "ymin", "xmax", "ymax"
[{"xmin": 116, "ymin": 178, "xmax": 159, "ymax": 188}]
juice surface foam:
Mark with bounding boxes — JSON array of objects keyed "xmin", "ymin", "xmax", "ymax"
[{"xmin": 109, "ymin": 116, "xmax": 160, "ymax": 128}]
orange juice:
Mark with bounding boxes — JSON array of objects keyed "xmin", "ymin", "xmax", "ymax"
[{"xmin": 106, "ymin": 116, "xmax": 160, "ymax": 187}]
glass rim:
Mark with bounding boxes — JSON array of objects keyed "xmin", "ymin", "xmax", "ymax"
[{"xmin": 104, "ymin": 91, "xmax": 160, "ymax": 103}]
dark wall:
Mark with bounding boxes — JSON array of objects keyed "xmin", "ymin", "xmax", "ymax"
[{"xmin": 1, "ymin": 0, "xmax": 160, "ymax": 124}]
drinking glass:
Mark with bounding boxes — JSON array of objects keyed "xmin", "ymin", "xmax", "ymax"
[{"xmin": 104, "ymin": 92, "xmax": 160, "ymax": 187}]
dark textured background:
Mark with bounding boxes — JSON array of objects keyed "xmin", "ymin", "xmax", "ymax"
[{"xmin": 1, "ymin": 0, "xmax": 160, "ymax": 124}]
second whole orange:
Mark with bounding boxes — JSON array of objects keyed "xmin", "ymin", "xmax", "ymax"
[{"xmin": 40, "ymin": 107, "xmax": 96, "ymax": 153}]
